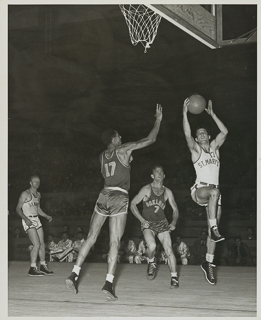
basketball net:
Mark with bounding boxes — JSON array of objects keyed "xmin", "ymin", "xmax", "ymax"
[{"xmin": 119, "ymin": 5, "xmax": 162, "ymax": 53}]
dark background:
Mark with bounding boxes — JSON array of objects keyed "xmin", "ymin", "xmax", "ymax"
[{"xmin": 8, "ymin": 5, "xmax": 257, "ymax": 233}]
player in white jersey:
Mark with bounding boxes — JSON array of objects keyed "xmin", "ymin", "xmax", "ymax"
[
  {"xmin": 183, "ymin": 98, "xmax": 228, "ymax": 285},
  {"xmin": 16, "ymin": 175, "xmax": 53, "ymax": 276}
]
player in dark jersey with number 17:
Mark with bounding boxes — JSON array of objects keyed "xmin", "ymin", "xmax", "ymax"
[{"xmin": 65, "ymin": 104, "xmax": 162, "ymax": 300}]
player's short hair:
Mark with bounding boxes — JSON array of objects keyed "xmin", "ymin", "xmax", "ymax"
[
  {"xmin": 151, "ymin": 165, "xmax": 164, "ymax": 174},
  {"xmin": 29, "ymin": 175, "xmax": 40, "ymax": 182},
  {"xmin": 101, "ymin": 129, "xmax": 118, "ymax": 146},
  {"xmin": 195, "ymin": 127, "xmax": 210, "ymax": 138}
]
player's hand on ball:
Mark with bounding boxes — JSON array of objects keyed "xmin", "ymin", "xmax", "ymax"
[{"xmin": 205, "ymin": 100, "xmax": 214, "ymax": 116}]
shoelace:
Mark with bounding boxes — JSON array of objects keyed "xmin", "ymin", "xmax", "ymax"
[
  {"xmin": 149, "ymin": 262, "xmax": 156, "ymax": 273},
  {"xmin": 208, "ymin": 263, "xmax": 216, "ymax": 279}
]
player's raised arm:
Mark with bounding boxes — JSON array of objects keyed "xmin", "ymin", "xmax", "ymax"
[
  {"xmin": 183, "ymin": 98, "xmax": 198, "ymax": 152},
  {"xmin": 206, "ymin": 100, "xmax": 228, "ymax": 149},
  {"xmin": 120, "ymin": 104, "xmax": 162, "ymax": 153}
]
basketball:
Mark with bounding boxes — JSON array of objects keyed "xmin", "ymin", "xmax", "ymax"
[{"xmin": 188, "ymin": 94, "xmax": 206, "ymax": 114}]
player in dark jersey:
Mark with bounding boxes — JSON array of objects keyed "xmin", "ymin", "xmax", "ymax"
[
  {"xmin": 183, "ymin": 98, "xmax": 228, "ymax": 285},
  {"xmin": 16, "ymin": 175, "xmax": 53, "ymax": 276},
  {"xmin": 65, "ymin": 104, "xmax": 163, "ymax": 300},
  {"xmin": 131, "ymin": 165, "xmax": 179, "ymax": 288}
]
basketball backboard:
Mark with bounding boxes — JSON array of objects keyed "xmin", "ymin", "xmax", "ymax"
[{"xmin": 145, "ymin": 4, "xmax": 257, "ymax": 49}]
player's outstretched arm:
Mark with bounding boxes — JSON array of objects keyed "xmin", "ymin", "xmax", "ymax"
[
  {"xmin": 183, "ymin": 98, "xmax": 197, "ymax": 152},
  {"xmin": 120, "ymin": 104, "xmax": 162, "ymax": 153},
  {"xmin": 206, "ymin": 100, "xmax": 228, "ymax": 149}
]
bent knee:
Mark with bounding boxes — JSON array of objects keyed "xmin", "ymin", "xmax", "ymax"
[{"xmin": 209, "ymin": 188, "xmax": 220, "ymax": 198}]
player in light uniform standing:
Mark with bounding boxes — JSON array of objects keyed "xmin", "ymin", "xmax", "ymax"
[
  {"xmin": 65, "ymin": 104, "xmax": 163, "ymax": 300},
  {"xmin": 131, "ymin": 165, "xmax": 179, "ymax": 288},
  {"xmin": 16, "ymin": 175, "xmax": 53, "ymax": 276},
  {"xmin": 183, "ymin": 98, "xmax": 228, "ymax": 285}
]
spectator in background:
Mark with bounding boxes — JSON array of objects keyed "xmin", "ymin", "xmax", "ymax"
[
  {"xmin": 72, "ymin": 232, "xmax": 85, "ymax": 261},
  {"xmin": 50, "ymin": 232, "xmax": 74, "ymax": 262},
  {"xmin": 124, "ymin": 236, "xmax": 138, "ymax": 264},
  {"xmin": 230, "ymin": 236, "xmax": 254, "ymax": 266},
  {"xmin": 45, "ymin": 234, "xmax": 58, "ymax": 261},
  {"xmin": 246, "ymin": 227, "xmax": 255, "ymax": 240},
  {"xmin": 172, "ymin": 234, "xmax": 190, "ymax": 265},
  {"xmin": 135, "ymin": 237, "xmax": 148, "ymax": 264},
  {"xmin": 14, "ymin": 227, "xmax": 25, "ymax": 238},
  {"xmin": 213, "ymin": 240, "xmax": 229, "ymax": 266},
  {"xmin": 60, "ymin": 225, "xmax": 73, "ymax": 239},
  {"xmin": 190, "ymin": 231, "xmax": 208, "ymax": 265}
]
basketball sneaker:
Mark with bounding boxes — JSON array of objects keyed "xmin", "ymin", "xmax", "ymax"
[
  {"xmin": 39, "ymin": 264, "xmax": 54, "ymax": 275},
  {"xmin": 147, "ymin": 259, "xmax": 157, "ymax": 280},
  {"xmin": 170, "ymin": 277, "xmax": 179, "ymax": 288},
  {"xmin": 28, "ymin": 267, "xmax": 44, "ymax": 277},
  {"xmin": 201, "ymin": 261, "xmax": 216, "ymax": 285},
  {"xmin": 210, "ymin": 226, "xmax": 225, "ymax": 242},
  {"xmin": 65, "ymin": 272, "xmax": 79, "ymax": 294},
  {"xmin": 102, "ymin": 281, "xmax": 118, "ymax": 301}
]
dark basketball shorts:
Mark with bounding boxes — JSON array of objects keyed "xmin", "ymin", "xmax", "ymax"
[
  {"xmin": 141, "ymin": 218, "xmax": 170, "ymax": 236},
  {"xmin": 94, "ymin": 187, "xmax": 129, "ymax": 217},
  {"xmin": 22, "ymin": 215, "xmax": 42, "ymax": 232},
  {"xmin": 190, "ymin": 182, "xmax": 221, "ymax": 207}
]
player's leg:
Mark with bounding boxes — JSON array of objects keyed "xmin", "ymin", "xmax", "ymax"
[
  {"xmin": 27, "ymin": 228, "xmax": 43, "ymax": 276},
  {"xmin": 201, "ymin": 205, "xmax": 222, "ymax": 285},
  {"xmin": 66, "ymin": 211, "xmax": 107, "ymax": 293},
  {"xmin": 143, "ymin": 229, "xmax": 157, "ymax": 280},
  {"xmin": 196, "ymin": 187, "xmax": 224, "ymax": 242},
  {"xmin": 102, "ymin": 213, "xmax": 127, "ymax": 301},
  {"xmin": 158, "ymin": 231, "xmax": 179, "ymax": 288},
  {"xmin": 107, "ymin": 213, "xmax": 127, "ymax": 275},
  {"xmin": 37, "ymin": 227, "xmax": 54, "ymax": 275}
]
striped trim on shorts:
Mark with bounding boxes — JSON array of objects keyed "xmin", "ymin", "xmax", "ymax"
[
  {"xmin": 141, "ymin": 218, "xmax": 170, "ymax": 236},
  {"xmin": 190, "ymin": 182, "xmax": 221, "ymax": 207}
]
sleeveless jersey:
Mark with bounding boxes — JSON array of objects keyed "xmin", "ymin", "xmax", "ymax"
[
  {"xmin": 142, "ymin": 185, "xmax": 166, "ymax": 221},
  {"xmin": 22, "ymin": 190, "xmax": 40, "ymax": 217},
  {"xmin": 101, "ymin": 149, "xmax": 131, "ymax": 191},
  {"xmin": 193, "ymin": 147, "xmax": 220, "ymax": 185}
]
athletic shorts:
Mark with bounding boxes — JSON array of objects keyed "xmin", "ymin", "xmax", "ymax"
[
  {"xmin": 190, "ymin": 182, "xmax": 221, "ymax": 207},
  {"xmin": 141, "ymin": 218, "xmax": 170, "ymax": 236},
  {"xmin": 22, "ymin": 215, "xmax": 42, "ymax": 232},
  {"xmin": 94, "ymin": 187, "xmax": 129, "ymax": 217}
]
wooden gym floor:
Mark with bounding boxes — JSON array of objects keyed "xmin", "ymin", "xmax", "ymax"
[{"xmin": 8, "ymin": 261, "xmax": 256, "ymax": 317}]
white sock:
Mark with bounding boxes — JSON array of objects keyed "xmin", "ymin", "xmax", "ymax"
[
  {"xmin": 171, "ymin": 272, "xmax": 177, "ymax": 278},
  {"xmin": 106, "ymin": 274, "xmax": 114, "ymax": 283},
  {"xmin": 40, "ymin": 261, "xmax": 46, "ymax": 265},
  {"xmin": 206, "ymin": 253, "xmax": 214, "ymax": 263},
  {"xmin": 148, "ymin": 257, "xmax": 155, "ymax": 263},
  {"xmin": 31, "ymin": 263, "xmax": 36, "ymax": 268},
  {"xmin": 209, "ymin": 219, "xmax": 217, "ymax": 228},
  {"xmin": 72, "ymin": 265, "xmax": 81, "ymax": 276}
]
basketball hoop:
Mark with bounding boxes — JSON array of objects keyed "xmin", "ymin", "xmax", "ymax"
[{"xmin": 119, "ymin": 4, "xmax": 162, "ymax": 53}]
